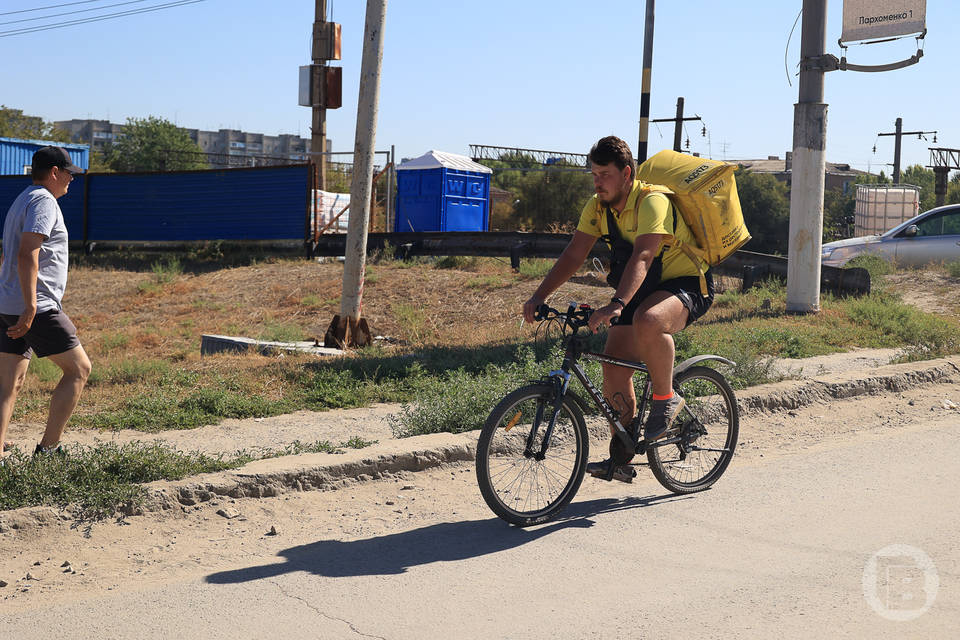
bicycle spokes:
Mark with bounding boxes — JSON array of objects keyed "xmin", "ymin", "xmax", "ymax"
[
  {"xmin": 477, "ymin": 385, "xmax": 588, "ymax": 525},
  {"xmin": 646, "ymin": 367, "xmax": 738, "ymax": 493}
]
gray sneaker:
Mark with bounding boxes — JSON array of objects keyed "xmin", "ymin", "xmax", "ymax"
[{"xmin": 645, "ymin": 395, "xmax": 686, "ymax": 441}]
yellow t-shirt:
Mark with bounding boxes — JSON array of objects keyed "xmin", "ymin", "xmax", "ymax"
[{"xmin": 576, "ymin": 180, "xmax": 706, "ymax": 281}]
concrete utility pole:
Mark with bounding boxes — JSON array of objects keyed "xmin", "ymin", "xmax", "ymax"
[
  {"xmin": 312, "ymin": 0, "xmax": 328, "ymax": 190},
  {"xmin": 877, "ymin": 117, "xmax": 937, "ymax": 184},
  {"xmin": 651, "ymin": 97, "xmax": 702, "ymax": 153},
  {"xmin": 637, "ymin": 0, "xmax": 655, "ymax": 163},
  {"xmin": 324, "ymin": 0, "xmax": 387, "ymax": 348},
  {"xmin": 786, "ymin": 0, "xmax": 829, "ymax": 314}
]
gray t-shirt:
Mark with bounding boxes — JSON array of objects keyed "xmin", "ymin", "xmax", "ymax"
[{"xmin": 0, "ymin": 185, "xmax": 70, "ymax": 314}]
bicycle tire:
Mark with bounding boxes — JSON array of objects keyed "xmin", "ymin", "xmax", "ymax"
[
  {"xmin": 476, "ymin": 383, "xmax": 589, "ymax": 526},
  {"xmin": 646, "ymin": 366, "xmax": 738, "ymax": 494}
]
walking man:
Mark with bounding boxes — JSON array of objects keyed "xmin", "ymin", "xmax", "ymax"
[
  {"xmin": 522, "ymin": 136, "xmax": 714, "ymax": 482},
  {"xmin": 0, "ymin": 146, "xmax": 91, "ymax": 461}
]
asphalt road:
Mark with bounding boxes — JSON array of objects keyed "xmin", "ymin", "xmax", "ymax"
[{"xmin": 2, "ymin": 412, "xmax": 957, "ymax": 639}]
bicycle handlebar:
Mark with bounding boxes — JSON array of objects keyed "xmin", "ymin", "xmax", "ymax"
[{"xmin": 534, "ymin": 302, "xmax": 594, "ymax": 331}]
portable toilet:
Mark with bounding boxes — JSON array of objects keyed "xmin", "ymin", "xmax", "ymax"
[
  {"xmin": 0, "ymin": 137, "xmax": 89, "ymax": 175},
  {"xmin": 395, "ymin": 150, "xmax": 491, "ymax": 232}
]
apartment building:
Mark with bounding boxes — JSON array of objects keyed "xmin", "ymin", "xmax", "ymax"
[{"xmin": 55, "ymin": 119, "xmax": 325, "ymax": 168}]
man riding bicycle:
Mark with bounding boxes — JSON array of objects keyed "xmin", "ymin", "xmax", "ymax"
[{"xmin": 522, "ymin": 135, "xmax": 714, "ymax": 482}]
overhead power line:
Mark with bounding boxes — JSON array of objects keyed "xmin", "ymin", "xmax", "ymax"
[
  {"xmin": 0, "ymin": 0, "xmax": 205, "ymax": 37},
  {"xmin": 0, "ymin": 0, "xmax": 153, "ymax": 26},
  {"xmin": 0, "ymin": 0, "xmax": 105, "ymax": 17}
]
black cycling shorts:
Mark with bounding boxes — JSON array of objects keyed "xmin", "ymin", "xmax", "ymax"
[{"xmin": 613, "ymin": 271, "xmax": 714, "ymax": 328}]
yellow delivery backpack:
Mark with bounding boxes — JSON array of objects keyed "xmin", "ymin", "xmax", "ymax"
[{"xmin": 637, "ymin": 149, "xmax": 751, "ymax": 294}]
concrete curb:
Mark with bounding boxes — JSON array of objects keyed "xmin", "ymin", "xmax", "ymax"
[
  {"xmin": 136, "ymin": 432, "xmax": 478, "ymax": 514},
  {"xmin": 131, "ymin": 356, "xmax": 960, "ymax": 514},
  {"xmin": 1, "ymin": 356, "xmax": 958, "ymax": 526},
  {"xmin": 738, "ymin": 355, "xmax": 960, "ymax": 414}
]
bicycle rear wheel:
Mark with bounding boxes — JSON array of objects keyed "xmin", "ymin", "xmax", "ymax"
[
  {"xmin": 647, "ymin": 366, "xmax": 738, "ymax": 494},
  {"xmin": 476, "ymin": 384, "xmax": 588, "ymax": 526}
]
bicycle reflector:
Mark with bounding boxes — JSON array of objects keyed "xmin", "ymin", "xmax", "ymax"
[{"xmin": 504, "ymin": 411, "xmax": 522, "ymax": 432}]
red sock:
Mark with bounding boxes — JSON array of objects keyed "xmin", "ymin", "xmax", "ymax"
[{"xmin": 652, "ymin": 392, "xmax": 674, "ymax": 401}]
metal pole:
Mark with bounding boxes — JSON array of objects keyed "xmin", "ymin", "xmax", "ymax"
[
  {"xmin": 673, "ymin": 96, "xmax": 684, "ymax": 152},
  {"xmin": 637, "ymin": 0, "xmax": 655, "ymax": 163},
  {"xmin": 339, "ymin": 0, "xmax": 386, "ymax": 334},
  {"xmin": 934, "ymin": 166, "xmax": 948, "ymax": 207},
  {"xmin": 387, "ymin": 144, "xmax": 395, "ymax": 232},
  {"xmin": 893, "ymin": 117, "xmax": 902, "ymax": 184},
  {"xmin": 786, "ymin": 0, "xmax": 828, "ymax": 313},
  {"xmin": 312, "ymin": 0, "xmax": 328, "ymax": 190}
]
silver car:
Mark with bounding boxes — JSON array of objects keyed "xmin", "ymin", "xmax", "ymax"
[{"xmin": 821, "ymin": 204, "xmax": 960, "ymax": 267}]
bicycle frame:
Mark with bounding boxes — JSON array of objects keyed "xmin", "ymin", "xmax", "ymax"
[
  {"xmin": 534, "ymin": 302, "xmax": 735, "ymax": 459},
  {"xmin": 539, "ymin": 316, "xmax": 642, "ymax": 456}
]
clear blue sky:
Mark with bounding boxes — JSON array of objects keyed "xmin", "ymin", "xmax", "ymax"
[{"xmin": 1, "ymin": 1, "xmax": 952, "ymax": 174}]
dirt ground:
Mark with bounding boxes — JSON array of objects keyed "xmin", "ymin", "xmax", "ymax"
[{"xmin": 882, "ymin": 270, "xmax": 960, "ymax": 316}]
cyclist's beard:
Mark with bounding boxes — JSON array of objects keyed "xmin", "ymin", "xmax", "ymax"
[{"xmin": 597, "ymin": 184, "xmax": 628, "ymax": 208}]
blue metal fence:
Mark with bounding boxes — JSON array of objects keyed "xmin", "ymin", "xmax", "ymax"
[{"xmin": 0, "ymin": 164, "xmax": 312, "ymax": 244}]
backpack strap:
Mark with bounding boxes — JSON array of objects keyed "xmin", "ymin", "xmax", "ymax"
[{"xmin": 656, "ymin": 193, "xmax": 710, "ymax": 296}]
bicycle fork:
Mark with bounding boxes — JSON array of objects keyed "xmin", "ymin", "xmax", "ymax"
[{"xmin": 525, "ymin": 373, "xmax": 569, "ymax": 461}]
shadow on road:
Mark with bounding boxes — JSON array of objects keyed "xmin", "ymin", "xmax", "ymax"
[{"xmin": 205, "ymin": 493, "xmax": 679, "ymax": 584}]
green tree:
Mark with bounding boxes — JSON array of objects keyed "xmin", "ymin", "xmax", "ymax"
[
  {"xmin": 734, "ymin": 168, "xmax": 790, "ymax": 254},
  {"xmin": 511, "ymin": 169, "xmax": 593, "ymax": 231},
  {"xmin": 0, "ymin": 105, "xmax": 70, "ymax": 142},
  {"xmin": 87, "ymin": 150, "xmax": 113, "ymax": 173},
  {"xmin": 947, "ymin": 171, "xmax": 960, "ymax": 205},
  {"xmin": 900, "ymin": 164, "xmax": 937, "ymax": 211},
  {"xmin": 823, "ymin": 187, "xmax": 855, "ymax": 241},
  {"xmin": 478, "ymin": 152, "xmax": 594, "ymax": 231},
  {"xmin": 104, "ymin": 116, "xmax": 207, "ymax": 172}
]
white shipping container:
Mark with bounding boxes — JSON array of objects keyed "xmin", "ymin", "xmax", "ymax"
[{"xmin": 854, "ymin": 184, "xmax": 920, "ymax": 236}]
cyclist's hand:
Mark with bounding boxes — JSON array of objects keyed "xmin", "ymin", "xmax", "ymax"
[
  {"xmin": 522, "ymin": 296, "xmax": 545, "ymax": 323},
  {"xmin": 588, "ymin": 303, "xmax": 621, "ymax": 333}
]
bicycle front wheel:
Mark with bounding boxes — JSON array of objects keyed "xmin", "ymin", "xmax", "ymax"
[
  {"xmin": 647, "ymin": 366, "xmax": 738, "ymax": 494},
  {"xmin": 476, "ymin": 384, "xmax": 588, "ymax": 526}
]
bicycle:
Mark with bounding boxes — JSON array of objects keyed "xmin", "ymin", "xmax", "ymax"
[{"xmin": 475, "ymin": 302, "xmax": 739, "ymax": 526}]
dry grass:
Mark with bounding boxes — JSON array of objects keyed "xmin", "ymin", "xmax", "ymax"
[{"xmin": 14, "ymin": 255, "xmax": 609, "ymax": 426}]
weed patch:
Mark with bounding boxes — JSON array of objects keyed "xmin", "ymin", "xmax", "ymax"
[
  {"xmin": 389, "ymin": 345, "xmax": 603, "ymax": 437},
  {"xmin": 27, "ymin": 357, "xmax": 61, "ymax": 383},
  {"xmin": 87, "ymin": 358, "xmax": 171, "ymax": 386},
  {"xmin": 0, "ymin": 437, "xmax": 376, "ymax": 519},
  {"xmin": 258, "ymin": 320, "xmax": 308, "ymax": 343},
  {"xmin": 947, "ymin": 260, "xmax": 960, "ymax": 279},
  {"xmin": 846, "ymin": 293, "xmax": 960, "ymax": 360},
  {"xmin": 517, "ymin": 258, "xmax": 554, "ymax": 279},
  {"xmin": 846, "ymin": 254, "xmax": 894, "ymax": 280}
]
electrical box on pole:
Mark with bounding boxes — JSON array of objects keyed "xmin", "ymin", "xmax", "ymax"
[
  {"xmin": 313, "ymin": 21, "xmax": 342, "ymax": 60},
  {"xmin": 299, "ymin": 65, "xmax": 343, "ymax": 109},
  {"xmin": 301, "ymin": 1, "xmax": 342, "ymax": 191}
]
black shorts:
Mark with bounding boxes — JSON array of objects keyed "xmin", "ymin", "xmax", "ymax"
[
  {"xmin": 0, "ymin": 309, "xmax": 80, "ymax": 359},
  {"xmin": 614, "ymin": 271, "xmax": 715, "ymax": 328}
]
